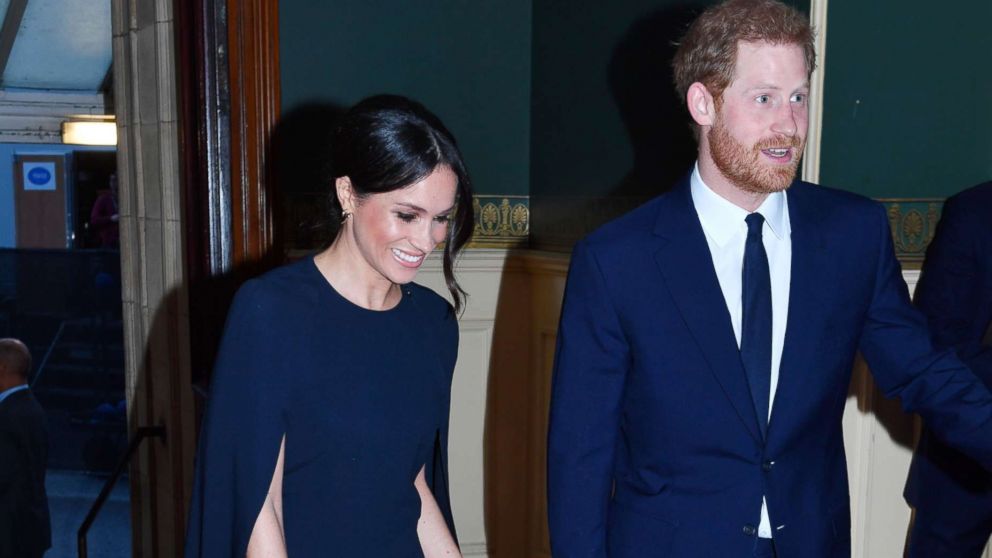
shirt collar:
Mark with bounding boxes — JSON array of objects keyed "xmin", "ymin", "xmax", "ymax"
[
  {"xmin": 690, "ymin": 162, "xmax": 790, "ymax": 246},
  {"xmin": 0, "ymin": 383, "xmax": 29, "ymax": 405}
]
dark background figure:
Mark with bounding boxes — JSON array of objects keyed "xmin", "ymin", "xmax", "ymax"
[
  {"xmin": 89, "ymin": 173, "xmax": 119, "ymax": 249},
  {"xmin": 905, "ymin": 181, "xmax": 992, "ymax": 557},
  {"xmin": 0, "ymin": 338, "xmax": 51, "ymax": 558}
]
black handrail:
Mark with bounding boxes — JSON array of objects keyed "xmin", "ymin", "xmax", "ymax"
[
  {"xmin": 78, "ymin": 425, "xmax": 166, "ymax": 558},
  {"xmin": 31, "ymin": 320, "xmax": 66, "ymax": 389}
]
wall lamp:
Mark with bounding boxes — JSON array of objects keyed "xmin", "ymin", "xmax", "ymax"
[{"xmin": 61, "ymin": 115, "xmax": 117, "ymax": 146}]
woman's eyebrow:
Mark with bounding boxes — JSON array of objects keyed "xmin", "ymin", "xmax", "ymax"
[
  {"xmin": 394, "ymin": 202, "xmax": 456, "ymax": 214},
  {"xmin": 394, "ymin": 202, "xmax": 426, "ymax": 213}
]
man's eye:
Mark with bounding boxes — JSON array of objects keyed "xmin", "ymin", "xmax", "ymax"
[
  {"xmin": 756, "ymin": 95, "xmax": 770, "ymax": 104},
  {"xmin": 396, "ymin": 212, "xmax": 417, "ymax": 223},
  {"xmin": 791, "ymin": 93, "xmax": 807, "ymax": 104}
]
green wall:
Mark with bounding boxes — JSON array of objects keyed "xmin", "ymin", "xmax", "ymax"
[
  {"xmin": 819, "ymin": 1, "xmax": 992, "ymax": 198},
  {"xmin": 278, "ymin": 1, "xmax": 981, "ymax": 256},
  {"xmin": 279, "ymin": 0, "xmax": 532, "ymax": 197}
]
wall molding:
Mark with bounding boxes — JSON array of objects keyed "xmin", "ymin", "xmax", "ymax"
[
  {"xmin": 879, "ymin": 198, "xmax": 942, "ymax": 263},
  {"xmin": 283, "ymin": 193, "xmax": 531, "ymax": 251},
  {"xmin": 0, "ymin": 90, "xmax": 109, "ymax": 143},
  {"xmin": 802, "ymin": 0, "xmax": 828, "ymax": 184},
  {"xmin": 469, "ymin": 195, "xmax": 529, "ymax": 248},
  {"xmin": 461, "ymin": 542, "xmax": 490, "ymax": 557}
]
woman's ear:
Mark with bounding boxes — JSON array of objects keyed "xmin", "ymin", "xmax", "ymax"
[
  {"xmin": 686, "ymin": 82, "xmax": 716, "ymax": 127},
  {"xmin": 336, "ymin": 176, "xmax": 356, "ymax": 214}
]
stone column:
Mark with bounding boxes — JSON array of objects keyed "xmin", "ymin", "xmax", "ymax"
[{"xmin": 112, "ymin": 0, "xmax": 195, "ymax": 556}]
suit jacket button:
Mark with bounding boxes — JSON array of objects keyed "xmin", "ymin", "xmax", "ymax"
[
  {"xmin": 743, "ymin": 525, "xmax": 757, "ymax": 536},
  {"xmin": 762, "ymin": 460, "xmax": 774, "ymax": 472}
]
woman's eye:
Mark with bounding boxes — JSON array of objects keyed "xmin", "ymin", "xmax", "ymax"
[
  {"xmin": 756, "ymin": 95, "xmax": 770, "ymax": 104},
  {"xmin": 396, "ymin": 212, "xmax": 417, "ymax": 223},
  {"xmin": 434, "ymin": 215, "xmax": 451, "ymax": 224}
]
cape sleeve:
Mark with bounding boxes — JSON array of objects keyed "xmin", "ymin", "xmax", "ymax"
[
  {"xmin": 425, "ymin": 302, "xmax": 459, "ymax": 543},
  {"xmin": 184, "ymin": 279, "xmax": 289, "ymax": 557}
]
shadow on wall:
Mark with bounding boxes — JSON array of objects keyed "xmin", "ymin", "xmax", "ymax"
[
  {"xmin": 607, "ymin": 4, "xmax": 701, "ymax": 200},
  {"xmin": 187, "ymin": 101, "xmax": 347, "ymax": 395},
  {"xmin": 846, "ymin": 356, "xmax": 919, "ymax": 554},
  {"xmin": 483, "ymin": 251, "xmax": 569, "ymax": 557},
  {"xmin": 271, "ymin": 101, "xmax": 347, "ymax": 253},
  {"xmin": 531, "ymin": 3, "xmax": 706, "ymax": 252}
]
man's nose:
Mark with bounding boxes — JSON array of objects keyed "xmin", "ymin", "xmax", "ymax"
[{"xmin": 771, "ymin": 104, "xmax": 798, "ymax": 137}]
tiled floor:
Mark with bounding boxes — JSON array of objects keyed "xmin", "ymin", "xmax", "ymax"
[{"xmin": 46, "ymin": 469, "xmax": 131, "ymax": 558}]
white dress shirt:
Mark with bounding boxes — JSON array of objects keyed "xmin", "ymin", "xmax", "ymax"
[{"xmin": 690, "ymin": 164, "xmax": 792, "ymax": 539}]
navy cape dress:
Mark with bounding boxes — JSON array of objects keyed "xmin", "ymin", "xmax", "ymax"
[{"xmin": 184, "ymin": 257, "xmax": 458, "ymax": 557}]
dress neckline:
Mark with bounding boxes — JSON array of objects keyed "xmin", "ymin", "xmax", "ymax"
[{"xmin": 307, "ymin": 255, "xmax": 410, "ymax": 315}]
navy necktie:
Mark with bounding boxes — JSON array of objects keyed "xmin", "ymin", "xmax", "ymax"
[{"xmin": 741, "ymin": 212, "xmax": 772, "ymax": 438}]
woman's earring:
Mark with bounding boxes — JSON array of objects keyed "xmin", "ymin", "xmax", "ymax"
[{"xmin": 340, "ymin": 211, "xmax": 351, "ymax": 224}]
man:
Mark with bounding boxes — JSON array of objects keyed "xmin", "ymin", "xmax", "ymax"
[
  {"xmin": 904, "ymin": 181, "xmax": 992, "ymax": 557},
  {"xmin": 0, "ymin": 338, "xmax": 51, "ymax": 558},
  {"xmin": 546, "ymin": 1, "xmax": 992, "ymax": 557}
]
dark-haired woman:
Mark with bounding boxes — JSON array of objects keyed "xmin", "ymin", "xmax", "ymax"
[{"xmin": 185, "ymin": 95, "xmax": 473, "ymax": 557}]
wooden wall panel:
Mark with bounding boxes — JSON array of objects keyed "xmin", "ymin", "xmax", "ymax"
[
  {"xmin": 227, "ymin": 0, "xmax": 280, "ymax": 265},
  {"xmin": 175, "ymin": 0, "xmax": 281, "ymax": 392}
]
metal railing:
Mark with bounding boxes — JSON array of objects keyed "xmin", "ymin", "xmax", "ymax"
[
  {"xmin": 77, "ymin": 425, "xmax": 166, "ymax": 558},
  {"xmin": 30, "ymin": 320, "xmax": 66, "ymax": 388}
]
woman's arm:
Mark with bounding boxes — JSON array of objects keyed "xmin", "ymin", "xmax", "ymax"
[
  {"xmin": 415, "ymin": 465, "xmax": 461, "ymax": 557},
  {"xmin": 247, "ymin": 436, "xmax": 287, "ymax": 558}
]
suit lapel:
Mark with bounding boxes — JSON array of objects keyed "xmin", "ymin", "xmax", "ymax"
[
  {"xmin": 767, "ymin": 182, "xmax": 826, "ymax": 438},
  {"xmin": 652, "ymin": 179, "xmax": 763, "ymax": 444}
]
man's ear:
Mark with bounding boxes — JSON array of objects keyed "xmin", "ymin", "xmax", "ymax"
[
  {"xmin": 687, "ymin": 82, "xmax": 716, "ymax": 127},
  {"xmin": 336, "ymin": 176, "xmax": 356, "ymax": 214}
]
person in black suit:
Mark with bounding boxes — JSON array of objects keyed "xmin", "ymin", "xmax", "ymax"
[
  {"xmin": 905, "ymin": 181, "xmax": 992, "ymax": 557},
  {"xmin": 0, "ymin": 338, "xmax": 51, "ymax": 558}
]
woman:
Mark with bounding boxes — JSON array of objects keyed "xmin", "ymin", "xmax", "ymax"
[{"xmin": 185, "ymin": 95, "xmax": 473, "ymax": 557}]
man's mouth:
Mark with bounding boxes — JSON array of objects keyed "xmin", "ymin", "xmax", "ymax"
[{"xmin": 762, "ymin": 147, "xmax": 791, "ymax": 158}]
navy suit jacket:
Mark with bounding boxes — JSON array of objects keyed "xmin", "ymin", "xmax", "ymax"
[
  {"xmin": 548, "ymin": 176, "xmax": 992, "ymax": 558},
  {"xmin": 0, "ymin": 388, "xmax": 51, "ymax": 558},
  {"xmin": 905, "ymin": 182, "xmax": 992, "ymax": 520}
]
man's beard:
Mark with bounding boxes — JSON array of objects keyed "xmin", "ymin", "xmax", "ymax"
[{"xmin": 708, "ymin": 118, "xmax": 805, "ymax": 194}]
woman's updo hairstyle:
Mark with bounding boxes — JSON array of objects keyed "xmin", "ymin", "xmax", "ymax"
[{"xmin": 330, "ymin": 94, "xmax": 474, "ymax": 314}]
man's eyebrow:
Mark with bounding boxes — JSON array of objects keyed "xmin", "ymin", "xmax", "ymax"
[{"xmin": 745, "ymin": 82, "xmax": 811, "ymax": 92}]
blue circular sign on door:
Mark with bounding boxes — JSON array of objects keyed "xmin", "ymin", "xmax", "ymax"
[{"xmin": 28, "ymin": 167, "xmax": 52, "ymax": 185}]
